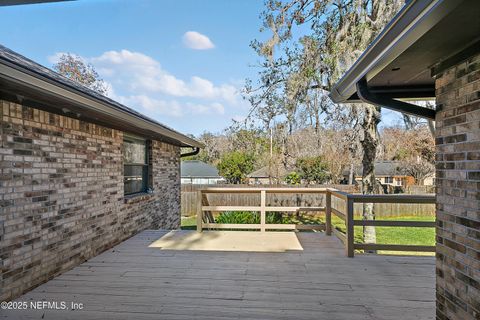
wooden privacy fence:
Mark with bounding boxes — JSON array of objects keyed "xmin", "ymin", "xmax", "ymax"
[
  {"xmin": 182, "ymin": 184, "xmax": 435, "ymax": 218},
  {"xmin": 327, "ymin": 189, "xmax": 436, "ymax": 257},
  {"xmin": 196, "ymin": 187, "xmax": 436, "ymax": 257}
]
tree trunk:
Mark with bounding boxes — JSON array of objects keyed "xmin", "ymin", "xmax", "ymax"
[
  {"xmin": 348, "ymin": 163, "xmax": 355, "ymax": 185},
  {"xmin": 281, "ymin": 132, "xmax": 289, "ymax": 169},
  {"xmin": 427, "ymin": 120, "xmax": 435, "ymax": 137},
  {"xmin": 360, "ymin": 105, "xmax": 381, "ymax": 252}
]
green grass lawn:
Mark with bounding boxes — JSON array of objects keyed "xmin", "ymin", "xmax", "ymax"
[
  {"xmin": 181, "ymin": 216, "xmax": 197, "ymax": 230},
  {"xmin": 328, "ymin": 215, "xmax": 435, "ymax": 255},
  {"xmin": 372, "ymin": 216, "xmax": 435, "ymax": 246},
  {"xmin": 329, "ymin": 215, "xmax": 435, "ymax": 245}
]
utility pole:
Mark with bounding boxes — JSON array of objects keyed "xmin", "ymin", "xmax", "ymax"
[{"xmin": 269, "ymin": 127, "xmax": 273, "ymax": 184}]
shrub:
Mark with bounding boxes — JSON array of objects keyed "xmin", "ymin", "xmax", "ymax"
[
  {"xmin": 284, "ymin": 171, "xmax": 301, "ymax": 185},
  {"xmin": 215, "ymin": 211, "xmax": 283, "ymax": 224},
  {"xmin": 296, "ymin": 156, "xmax": 331, "ymax": 184}
]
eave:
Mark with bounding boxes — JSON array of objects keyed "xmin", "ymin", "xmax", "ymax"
[
  {"xmin": 0, "ymin": 54, "xmax": 203, "ymax": 148},
  {"xmin": 330, "ymin": 0, "xmax": 480, "ymax": 119}
]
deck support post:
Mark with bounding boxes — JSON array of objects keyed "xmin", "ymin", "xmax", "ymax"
[
  {"xmin": 196, "ymin": 190, "xmax": 203, "ymax": 232},
  {"xmin": 260, "ymin": 190, "xmax": 266, "ymax": 232},
  {"xmin": 345, "ymin": 197, "xmax": 355, "ymax": 257},
  {"xmin": 326, "ymin": 190, "xmax": 332, "ymax": 236}
]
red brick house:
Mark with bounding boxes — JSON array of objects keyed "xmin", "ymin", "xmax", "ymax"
[
  {"xmin": 0, "ymin": 45, "xmax": 202, "ymax": 300},
  {"xmin": 330, "ymin": 1, "xmax": 480, "ymax": 319}
]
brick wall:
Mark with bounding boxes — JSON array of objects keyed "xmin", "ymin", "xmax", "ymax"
[
  {"xmin": 0, "ymin": 99, "xmax": 181, "ymax": 301},
  {"xmin": 435, "ymin": 53, "xmax": 480, "ymax": 320}
]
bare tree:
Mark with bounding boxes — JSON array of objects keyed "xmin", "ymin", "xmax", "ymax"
[
  {"xmin": 245, "ymin": 0, "xmax": 404, "ymax": 245},
  {"xmin": 400, "ymin": 157, "xmax": 435, "ymax": 185},
  {"xmin": 53, "ymin": 53, "xmax": 108, "ymax": 95}
]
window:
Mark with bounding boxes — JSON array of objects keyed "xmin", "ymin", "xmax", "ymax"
[
  {"xmin": 123, "ymin": 135, "xmax": 149, "ymax": 195},
  {"xmin": 395, "ymin": 177, "xmax": 403, "ymax": 186},
  {"xmin": 384, "ymin": 177, "xmax": 393, "ymax": 184}
]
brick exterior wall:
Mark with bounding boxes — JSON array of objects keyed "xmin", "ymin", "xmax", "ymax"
[
  {"xmin": 435, "ymin": 53, "xmax": 480, "ymax": 320},
  {"xmin": 0, "ymin": 99, "xmax": 181, "ymax": 301}
]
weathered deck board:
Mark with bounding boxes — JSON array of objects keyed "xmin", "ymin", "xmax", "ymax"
[{"xmin": 0, "ymin": 230, "xmax": 435, "ymax": 320}]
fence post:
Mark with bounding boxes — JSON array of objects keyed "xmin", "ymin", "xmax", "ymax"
[
  {"xmin": 260, "ymin": 190, "xmax": 266, "ymax": 232},
  {"xmin": 345, "ymin": 196, "xmax": 354, "ymax": 257},
  {"xmin": 325, "ymin": 190, "xmax": 332, "ymax": 236},
  {"xmin": 196, "ymin": 190, "xmax": 203, "ymax": 232}
]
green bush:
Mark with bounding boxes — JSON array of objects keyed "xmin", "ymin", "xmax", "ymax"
[
  {"xmin": 296, "ymin": 156, "xmax": 331, "ymax": 184},
  {"xmin": 284, "ymin": 171, "xmax": 301, "ymax": 185},
  {"xmin": 215, "ymin": 211, "xmax": 283, "ymax": 224}
]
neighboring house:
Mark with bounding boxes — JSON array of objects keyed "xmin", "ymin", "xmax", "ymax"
[
  {"xmin": 246, "ymin": 166, "xmax": 289, "ymax": 185},
  {"xmin": 330, "ymin": 1, "xmax": 480, "ymax": 319},
  {"xmin": 0, "ymin": 45, "xmax": 202, "ymax": 301},
  {"xmin": 422, "ymin": 176, "xmax": 435, "ymax": 186},
  {"xmin": 343, "ymin": 161, "xmax": 432, "ymax": 187},
  {"xmin": 181, "ymin": 160, "xmax": 224, "ymax": 184}
]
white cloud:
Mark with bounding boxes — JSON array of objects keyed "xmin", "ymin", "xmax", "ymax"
[
  {"xmin": 93, "ymin": 49, "xmax": 158, "ymax": 68},
  {"xmin": 88, "ymin": 49, "xmax": 239, "ymax": 103},
  {"xmin": 47, "ymin": 52, "xmax": 66, "ymax": 64},
  {"xmin": 117, "ymin": 95, "xmax": 225, "ymax": 117},
  {"xmin": 48, "ymin": 49, "xmax": 240, "ymax": 123},
  {"xmin": 182, "ymin": 31, "xmax": 215, "ymax": 50},
  {"xmin": 117, "ymin": 95, "xmax": 183, "ymax": 117},
  {"xmin": 191, "ymin": 102, "xmax": 225, "ymax": 115}
]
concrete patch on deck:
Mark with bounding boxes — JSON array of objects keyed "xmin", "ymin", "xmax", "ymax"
[{"xmin": 149, "ymin": 230, "xmax": 304, "ymax": 252}]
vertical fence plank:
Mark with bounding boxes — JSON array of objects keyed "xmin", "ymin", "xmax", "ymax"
[
  {"xmin": 196, "ymin": 190, "xmax": 203, "ymax": 232},
  {"xmin": 346, "ymin": 197, "xmax": 354, "ymax": 257},
  {"xmin": 326, "ymin": 190, "xmax": 332, "ymax": 236},
  {"xmin": 260, "ymin": 190, "xmax": 266, "ymax": 232}
]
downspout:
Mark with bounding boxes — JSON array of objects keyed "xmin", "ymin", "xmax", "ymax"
[
  {"xmin": 356, "ymin": 78, "xmax": 436, "ymax": 120},
  {"xmin": 180, "ymin": 147, "xmax": 200, "ymax": 158}
]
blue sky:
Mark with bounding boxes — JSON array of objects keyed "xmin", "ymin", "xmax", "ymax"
[{"xmin": 0, "ymin": 0, "xmax": 402, "ymax": 136}]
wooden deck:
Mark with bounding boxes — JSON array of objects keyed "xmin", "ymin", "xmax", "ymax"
[{"xmin": 1, "ymin": 230, "xmax": 435, "ymax": 320}]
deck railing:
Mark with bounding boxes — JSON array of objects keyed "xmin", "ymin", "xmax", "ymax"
[
  {"xmin": 197, "ymin": 187, "xmax": 436, "ymax": 257},
  {"xmin": 326, "ymin": 189, "xmax": 436, "ymax": 257},
  {"xmin": 196, "ymin": 187, "xmax": 328, "ymax": 232}
]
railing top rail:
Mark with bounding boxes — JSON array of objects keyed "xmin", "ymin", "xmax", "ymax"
[
  {"xmin": 348, "ymin": 193, "xmax": 435, "ymax": 203},
  {"xmin": 328, "ymin": 189, "xmax": 349, "ymax": 200},
  {"xmin": 200, "ymin": 187, "xmax": 330, "ymax": 194},
  {"xmin": 199, "ymin": 187, "xmax": 434, "ymax": 203}
]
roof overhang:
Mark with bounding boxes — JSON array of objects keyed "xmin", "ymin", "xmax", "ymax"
[
  {"xmin": 0, "ymin": 55, "xmax": 203, "ymax": 148},
  {"xmin": 0, "ymin": 0, "xmax": 71, "ymax": 6},
  {"xmin": 330, "ymin": 0, "xmax": 480, "ymax": 118},
  {"xmin": 181, "ymin": 176, "xmax": 223, "ymax": 179}
]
